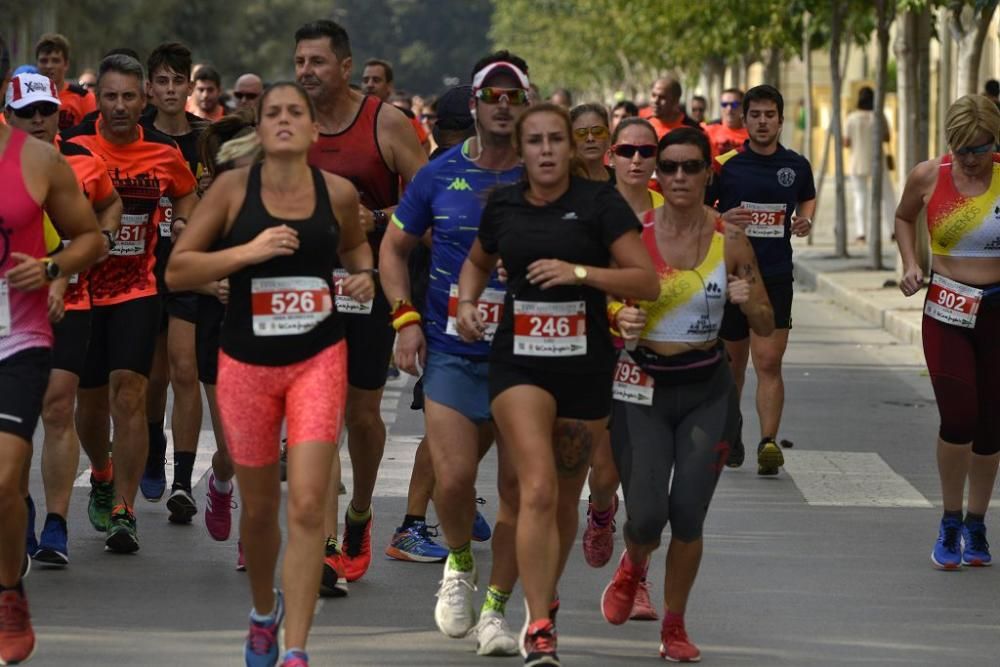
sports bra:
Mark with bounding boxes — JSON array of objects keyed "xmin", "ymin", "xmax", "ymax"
[
  {"xmin": 927, "ymin": 154, "xmax": 1000, "ymax": 257},
  {"xmin": 636, "ymin": 210, "xmax": 728, "ymax": 343}
]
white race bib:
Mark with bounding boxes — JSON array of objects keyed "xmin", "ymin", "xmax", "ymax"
[
  {"xmin": 111, "ymin": 213, "xmax": 149, "ymax": 256},
  {"xmin": 924, "ymin": 274, "xmax": 982, "ymax": 329},
  {"xmin": 612, "ymin": 352, "xmax": 654, "ymax": 405},
  {"xmin": 446, "ymin": 284, "xmax": 504, "ymax": 342},
  {"xmin": 332, "ymin": 269, "xmax": 373, "ymax": 315},
  {"xmin": 513, "ymin": 300, "xmax": 587, "ymax": 357},
  {"xmin": 158, "ymin": 197, "xmax": 173, "ymax": 238},
  {"xmin": 741, "ymin": 201, "xmax": 786, "ymax": 238},
  {"xmin": 251, "ymin": 276, "xmax": 333, "ymax": 336},
  {"xmin": 0, "ymin": 279, "xmax": 10, "ymax": 337}
]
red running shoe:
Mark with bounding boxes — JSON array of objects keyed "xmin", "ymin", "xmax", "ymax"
[
  {"xmin": 523, "ymin": 619, "xmax": 559, "ymax": 666},
  {"xmin": 0, "ymin": 588, "xmax": 36, "ymax": 664},
  {"xmin": 660, "ymin": 620, "xmax": 701, "ymax": 662},
  {"xmin": 601, "ymin": 551, "xmax": 643, "ymax": 625},
  {"xmin": 341, "ymin": 509, "xmax": 373, "ymax": 582},
  {"xmin": 582, "ymin": 496, "xmax": 617, "ymax": 568},
  {"xmin": 629, "ymin": 577, "xmax": 659, "ymax": 620}
]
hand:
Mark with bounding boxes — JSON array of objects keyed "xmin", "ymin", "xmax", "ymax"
[
  {"xmin": 97, "ymin": 233, "xmax": 113, "ymax": 263},
  {"xmin": 47, "ymin": 280, "xmax": 67, "ymax": 323},
  {"xmin": 900, "ymin": 265, "xmax": 924, "ymax": 297},
  {"xmin": 171, "ymin": 218, "xmax": 187, "ymax": 239},
  {"xmin": 358, "ymin": 206, "xmax": 375, "ymax": 234},
  {"xmin": 721, "ymin": 207, "xmax": 753, "ymax": 230},
  {"xmin": 456, "ymin": 301, "xmax": 487, "ymax": 342},
  {"xmin": 215, "ymin": 278, "xmax": 230, "ymax": 305},
  {"xmin": 615, "ymin": 306, "xmax": 646, "ymax": 341},
  {"xmin": 242, "ymin": 225, "xmax": 299, "ymax": 265},
  {"xmin": 496, "ymin": 259, "xmax": 508, "ymax": 284},
  {"xmin": 5, "ymin": 253, "xmax": 47, "ymax": 291},
  {"xmin": 198, "ymin": 173, "xmax": 214, "ymax": 193},
  {"xmin": 394, "ymin": 324, "xmax": 426, "ymax": 376},
  {"xmin": 727, "ymin": 274, "xmax": 750, "ymax": 304},
  {"xmin": 791, "ymin": 215, "xmax": 812, "ymax": 237},
  {"xmin": 526, "ymin": 259, "xmax": 577, "ymax": 289},
  {"xmin": 340, "ymin": 272, "xmax": 375, "ymax": 304}
]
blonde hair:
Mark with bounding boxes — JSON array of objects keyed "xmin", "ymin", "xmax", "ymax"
[{"xmin": 945, "ymin": 94, "xmax": 1000, "ymax": 151}]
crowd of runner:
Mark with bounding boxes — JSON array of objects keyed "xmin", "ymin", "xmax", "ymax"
[{"xmin": 1, "ymin": 17, "xmax": 998, "ymax": 667}]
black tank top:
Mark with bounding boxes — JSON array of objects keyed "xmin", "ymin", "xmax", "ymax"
[{"xmin": 220, "ymin": 163, "xmax": 344, "ymax": 365}]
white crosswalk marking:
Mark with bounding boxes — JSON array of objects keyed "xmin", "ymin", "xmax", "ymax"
[
  {"xmin": 783, "ymin": 450, "xmax": 933, "ymax": 508},
  {"xmin": 73, "ymin": 430, "xmax": 217, "ymax": 489}
]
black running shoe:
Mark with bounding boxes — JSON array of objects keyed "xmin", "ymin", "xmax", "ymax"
[
  {"xmin": 726, "ymin": 415, "xmax": 745, "ymax": 468},
  {"xmin": 105, "ymin": 504, "xmax": 139, "ymax": 554},
  {"xmin": 167, "ymin": 485, "xmax": 198, "ymax": 524}
]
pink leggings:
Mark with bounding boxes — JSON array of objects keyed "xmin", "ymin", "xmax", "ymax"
[{"xmin": 217, "ymin": 341, "xmax": 348, "ymax": 467}]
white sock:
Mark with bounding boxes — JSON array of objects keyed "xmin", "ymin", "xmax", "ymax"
[{"xmin": 212, "ymin": 475, "xmax": 234, "ymax": 494}]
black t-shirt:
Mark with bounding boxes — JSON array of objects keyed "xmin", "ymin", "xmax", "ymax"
[{"xmin": 478, "ymin": 176, "xmax": 640, "ymax": 374}]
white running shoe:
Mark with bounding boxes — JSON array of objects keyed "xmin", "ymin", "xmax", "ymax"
[
  {"xmin": 476, "ymin": 610, "xmax": 519, "ymax": 656},
  {"xmin": 434, "ymin": 559, "xmax": 478, "ymax": 638}
]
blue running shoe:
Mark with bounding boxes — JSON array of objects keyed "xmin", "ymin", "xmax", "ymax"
[
  {"xmin": 34, "ymin": 515, "xmax": 69, "ymax": 566},
  {"xmin": 932, "ymin": 517, "xmax": 963, "ymax": 570},
  {"xmin": 140, "ymin": 458, "xmax": 167, "ymax": 502},
  {"xmin": 245, "ymin": 590, "xmax": 285, "ymax": 667},
  {"xmin": 385, "ymin": 521, "xmax": 448, "ymax": 562},
  {"xmin": 962, "ymin": 520, "xmax": 992, "ymax": 567},
  {"xmin": 25, "ymin": 495, "xmax": 37, "ymax": 557},
  {"xmin": 472, "ymin": 498, "xmax": 492, "ymax": 542}
]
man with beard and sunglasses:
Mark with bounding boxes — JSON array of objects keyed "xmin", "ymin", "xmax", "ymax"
[
  {"xmin": 709, "ymin": 84, "xmax": 816, "ymax": 476},
  {"xmin": 293, "ymin": 19, "xmax": 427, "ymax": 594}
]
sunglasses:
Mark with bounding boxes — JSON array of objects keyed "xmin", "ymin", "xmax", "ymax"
[
  {"xmin": 573, "ymin": 125, "xmax": 609, "ymax": 140},
  {"xmin": 720, "ymin": 101, "xmax": 741, "ymax": 109},
  {"xmin": 954, "ymin": 142, "xmax": 994, "ymax": 156},
  {"xmin": 657, "ymin": 159, "xmax": 707, "ymax": 175},
  {"xmin": 475, "ymin": 87, "xmax": 528, "ymax": 105},
  {"xmin": 10, "ymin": 102, "xmax": 59, "ymax": 119},
  {"xmin": 611, "ymin": 143, "xmax": 657, "ymax": 159},
  {"xmin": 233, "ymin": 92, "xmax": 260, "ymax": 101}
]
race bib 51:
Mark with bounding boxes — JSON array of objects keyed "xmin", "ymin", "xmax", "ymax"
[
  {"xmin": 447, "ymin": 284, "xmax": 504, "ymax": 342},
  {"xmin": 251, "ymin": 276, "xmax": 332, "ymax": 336},
  {"xmin": 513, "ymin": 300, "xmax": 586, "ymax": 357},
  {"xmin": 112, "ymin": 213, "xmax": 149, "ymax": 256},
  {"xmin": 741, "ymin": 201, "xmax": 786, "ymax": 238}
]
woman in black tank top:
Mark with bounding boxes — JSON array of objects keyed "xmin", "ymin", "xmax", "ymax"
[{"xmin": 166, "ymin": 83, "xmax": 374, "ymax": 665}]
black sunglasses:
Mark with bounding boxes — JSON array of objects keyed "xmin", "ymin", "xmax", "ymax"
[
  {"xmin": 11, "ymin": 102, "xmax": 59, "ymax": 120},
  {"xmin": 233, "ymin": 92, "xmax": 260, "ymax": 101},
  {"xmin": 657, "ymin": 159, "xmax": 708, "ymax": 175},
  {"xmin": 611, "ymin": 143, "xmax": 657, "ymax": 159}
]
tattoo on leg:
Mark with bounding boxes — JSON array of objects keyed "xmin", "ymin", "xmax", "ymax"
[{"xmin": 553, "ymin": 420, "xmax": 594, "ymax": 477}]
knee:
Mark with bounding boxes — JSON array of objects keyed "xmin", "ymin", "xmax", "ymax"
[
  {"xmin": 754, "ymin": 352, "xmax": 783, "ymax": 378},
  {"xmin": 42, "ymin": 392, "xmax": 76, "ymax": 429},
  {"xmin": 286, "ymin": 489, "xmax": 325, "ymax": 530},
  {"xmin": 169, "ymin": 357, "xmax": 199, "ymax": 391},
  {"xmin": 520, "ymin": 478, "xmax": 557, "ymax": 516},
  {"xmin": 668, "ymin": 501, "xmax": 706, "ymax": 543},
  {"xmin": 241, "ymin": 493, "xmax": 279, "ymax": 526},
  {"xmin": 110, "ymin": 377, "xmax": 146, "ymax": 415},
  {"xmin": 625, "ymin": 507, "xmax": 669, "ymax": 546},
  {"xmin": 345, "ymin": 402, "xmax": 382, "ymax": 433},
  {"xmin": 436, "ymin": 469, "xmax": 475, "ymax": 502}
]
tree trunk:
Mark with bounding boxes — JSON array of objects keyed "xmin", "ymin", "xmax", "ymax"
[
  {"xmin": 916, "ymin": 7, "xmax": 932, "ymax": 164},
  {"xmin": 766, "ymin": 46, "xmax": 782, "ymax": 89},
  {"xmin": 803, "ymin": 10, "xmax": 815, "ymax": 244},
  {"xmin": 830, "ymin": 0, "xmax": 848, "ymax": 257},
  {"xmin": 869, "ymin": 0, "xmax": 894, "ymax": 270},
  {"xmin": 950, "ymin": 0, "xmax": 999, "ymax": 97},
  {"xmin": 938, "ymin": 6, "xmax": 953, "ymax": 156}
]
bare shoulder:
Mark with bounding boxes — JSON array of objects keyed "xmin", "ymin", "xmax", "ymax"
[
  {"xmin": 376, "ymin": 101, "xmax": 415, "ymax": 137},
  {"xmin": 320, "ymin": 170, "xmax": 360, "ymax": 209},
  {"xmin": 907, "ymin": 157, "xmax": 941, "ymax": 190}
]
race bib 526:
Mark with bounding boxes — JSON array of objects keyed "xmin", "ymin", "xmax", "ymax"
[{"xmin": 251, "ymin": 276, "xmax": 332, "ymax": 336}]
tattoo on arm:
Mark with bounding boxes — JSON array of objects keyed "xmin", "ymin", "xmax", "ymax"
[
  {"xmin": 553, "ymin": 420, "xmax": 594, "ymax": 477},
  {"xmin": 740, "ymin": 262, "xmax": 757, "ymax": 284}
]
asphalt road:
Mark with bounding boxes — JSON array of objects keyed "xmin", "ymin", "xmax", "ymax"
[{"xmin": 21, "ymin": 290, "xmax": 1000, "ymax": 666}]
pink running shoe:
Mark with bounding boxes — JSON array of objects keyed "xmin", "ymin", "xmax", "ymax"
[
  {"xmin": 582, "ymin": 495, "xmax": 618, "ymax": 568},
  {"xmin": 236, "ymin": 541, "xmax": 246, "ymax": 571},
  {"xmin": 601, "ymin": 551, "xmax": 643, "ymax": 625},
  {"xmin": 205, "ymin": 474, "xmax": 235, "ymax": 541},
  {"xmin": 660, "ymin": 619, "xmax": 701, "ymax": 662},
  {"xmin": 629, "ymin": 577, "xmax": 659, "ymax": 621}
]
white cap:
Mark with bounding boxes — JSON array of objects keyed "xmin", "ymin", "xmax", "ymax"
[
  {"xmin": 471, "ymin": 61, "xmax": 529, "ymax": 91},
  {"xmin": 5, "ymin": 73, "xmax": 61, "ymax": 110}
]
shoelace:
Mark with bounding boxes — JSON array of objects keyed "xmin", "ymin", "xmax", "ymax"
[
  {"xmin": 206, "ymin": 487, "xmax": 238, "ymax": 511},
  {"xmin": 247, "ymin": 620, "xmax": 278, "ymax": 655},
  {"xmin": 93, "ymin": 480, "xmax": 115, "ymax": 506},
  {"xmin": 527, "ymin": 625, "xmax": 556, "ymax": 654},
  {"xmin": 942, "ymin": 524, "xmax": 961, "ymax": 551},
  {"xmin": 436, "ymin": 575, "xmax": 477, "ymax": 605},
  {"xmin": 419, "ymin": 522, "xmax": 442, "ymax": 539},
  {"xmin": 0, "ymin": 593, "xmax": 29, "ymax": 632},
  {"xmin": 479, "ymin": 614, "xmax": 507, "ymax": 634},
  {"xmin": 344, "ymin": 520, "xmax": 369, "ymax": 558},
  {"xmin": 966, "ymin": 525, "xmax": 990, "ymax": 552}
]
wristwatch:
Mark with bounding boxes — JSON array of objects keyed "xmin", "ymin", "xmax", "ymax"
[
  {"xmin": 573, "ymin": 265, "xmax": 588, "ymax": 284},
  {"xmin": 101, "ymin": 230, "xmax": 117, "ymax": 252},
  {"xmin": 372, "ymin": 209, "xmax": 389, "ymax": 230},
  {"xmin": 43, "ymin": 258, "xmax": 62, "ymax": 281}
]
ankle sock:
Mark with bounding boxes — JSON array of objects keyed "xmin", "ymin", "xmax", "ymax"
[
  {"xmin": 212, "ymin": 475, "xmax": 233, "ymax": 494},
  {"xmin": 591, "ymin": 505, "xmax": 614, "ymax": 527},
  {"xmin": 446, "ymin": 542, "xmax": 474, "ymax": 573},
  {"xmin": 965, "ymin": 511, "xmax": 985, "ymax": 524},
  {"xmin": 664, "ymin": 610, "xmax": 684, "ymax": 627},
  {"xmin": 45, "ymin": 513, "xmax": 67, "ymax": 530},
  {"xmin": 481, "ymin": 585, "xmax": 511, "ymax": 615},
  {"xmin": 943, "ymin": 509, "xmax": 963, "ymax": 521},
  {"xmin": 347, "ymin": 503, "xmax": 371, "ymax": 524},
  {"xmin": 91, "ymin": 461, "xmax": 113, "ymax": 482},
  {"xmin": 173, "ymin": 451, "xmax": 196, "ymax": 490},
  {"xmin": 401, "ymin": 514, "xmax": 425, "ymax": 530}
]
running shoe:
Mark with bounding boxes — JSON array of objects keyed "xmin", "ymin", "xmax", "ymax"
[
  {"xmin": 341, "ymin": 509, "xmax": 373, "ymax": 582},
  {"xmin": 582, "ymin": 495, "xmax": 617, "ymax": 568},
  {"xmin": 33, "ymin": 515, "xmax": 69, "ymax": 567},
  {"xmin": 385, "ymin": 521, "xmax": 447, "ymax": 562},
  {"xmin": 236, "ymin": 541, "xmax": 246, "ymax": 572},
  {"xmin": 434, "ymin": 559, "xmax": 478, "ymax": 638},
  {"xmin": 472, "ymin": 498, "xmax": 492, "ymax": 542},
  {"xmin": 205, "ymin": 474, "xmax": 234, "ymax": 541},
  {"xmin": 932, "ymin": 516, "xmax": 963, "ymax": 570},
  {"xmin": 167, "ymin": 484, "xmax": 197, "ymax": 524},
  {"xmin": 20, "ymin": 553, "xmax": 30, "ymax": 580},
  {"xmin": 523, "ymin": 619, "xmax": 559, "ymax": 666},
  {"xmin": 963, "ymin": 519, "xmax": 992, "ymax": 567},
  {"xmin": 24, "ymin": 495, "xmax": 37, "ymax": 558},
  {"xmin": 105, "ymin": 504, "xmax": 139, "ymax": 554},
  {"xmin": 279, "ymin": 441, "xmax": 288, "ymax": 482},
  {"xmin": 475, "ymin": 610, "xmax": 518, "ymax": 656},
  {"xmin": 280, "ymin": 649, "xmax": 309, "ymax": 667},
  {"xmin": 629, "ymin": 577, "xmax": 659, "ymax": 621},
  {"xmin": 518, "ymin": 595, "xmax": 559, "ymax": 658},
  {"xmin": 756, "ymin": 437, "xmax": 784, "ymax": 476},
  {"xmin": 726, "ymin": 415, "xmax": 745, "ymax": 468},
  {"xmin": 87, "ymin": 475, "xmax": 114, "ymax": 533},
  {"xmin": 0, "ymin": 588, "xmax": 35, "ymax": 665},
  {"xmin": 140, "ymin": 453, "xmax": 167, "ymax": 502},
  {"xmin": 660, "ymin": 619, "xmax": 701, "ymax": 662},
  {"xmin": 245, "ymin": 590, "xmax": 285, "ymax": 667},
  {"xmin": 320, "ymin": 538, "xmax": 348, "ymax": 598},
  {"xmin": 601, "ymin": 551, "xmax": 643, "ymax": 625}
]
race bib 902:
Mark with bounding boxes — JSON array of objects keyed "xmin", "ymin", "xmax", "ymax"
[{"xmin": 924, "ymin": 274, "xmax": 982, "ymax": 329}]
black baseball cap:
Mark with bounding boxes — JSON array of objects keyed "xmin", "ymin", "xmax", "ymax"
[{"xmin": 433, "ymin": 85, "xmax": 474, "ymax": 131}]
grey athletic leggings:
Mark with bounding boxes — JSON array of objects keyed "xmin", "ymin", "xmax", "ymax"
[{"xmin": 610, "ymin": 359, "xmax": 738, "ymax": 544}]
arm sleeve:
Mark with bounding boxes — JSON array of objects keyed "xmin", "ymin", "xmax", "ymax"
[
  {"xmin": 390, "ymin": 163, "xmax": 434, "ymax": 237},
  {"xmin": 596, "ymin": 184, "xmax": 642, "ymax": 247}
]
